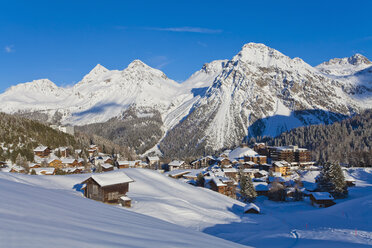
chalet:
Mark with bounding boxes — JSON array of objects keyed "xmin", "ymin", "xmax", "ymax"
[
  {"xmin": 47, "ymin": 158, "xmax": 63, "ymax": 168},
  {"xmin": 147, "ymin": 156, "xmax": 160, "ymax": 169},
  {"xmin": 310, "ymin": 192, "xmax": 335, "ymax": 208},
  {"xmin": 183, "ymin": 170, "xmax": 204, "ymax": 181},
  {"xmin": 119, "ymin": 195, "xmax": 132, "ymax": 208},
  {"xmin": 223, "ymin": 168, "xmax": 238, "ymax": 180},
  {"xmin": 117, "ymin": 161, "xmax": 129, "ymax": 169},
  {"xmin": 82, "ymin": 172, "xmax": 134, "ymax": 204},
  {"xmin": 168, "ymin": 160, "xmax": 186, "ymax": 171},
  {"xmin": 33, "ymin": 146, "xmax": 51, "ymax": 158},
  {"xmin": 101, "ymin": 163, "xmax": 114, "ymax": 172},
  {"xmin": 207, "ymin": 176, "xmax": 237, "ymax": 199},
  {"xmin": 9, "ymin": 166, "xmax": 25, "ymax": 174},
  {"xmin": 272, "ymin": 161, "xmax": 290, "ymax": 176},
  {"xmin": 244, "ymin": 203, "xmax": 260, "ymax": 214},
  {"xmin": 242, "ymin": 168, "xmax": 259, "ymax": 178},
  {"xmin": 217, "ymin": 157, "xmax": 231, "ymax": 167},
  {"xmin": 254, "ymin": 182, "xmax": 269, "ymax": 196},
  {"xmin": 62, "ymin": 158, "xmax": 79, "ymax": 167},
  {"xmin": 33, "ymin": 167, "xmax": 55, "ymax": 175},
  {"xmin": 58, "ymin": 147, "xmax": 70, "ymax": 157}
]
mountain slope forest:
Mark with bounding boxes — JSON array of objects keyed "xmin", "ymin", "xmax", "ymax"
[
  {"xmin": 251, "ymin": 109, "xmax": 372, "ymax": 167},
  {"xmin": 0, "ymin": 112, "xmax": 136, "ymax": 163}
]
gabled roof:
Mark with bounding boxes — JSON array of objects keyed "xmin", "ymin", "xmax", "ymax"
[
  {"xmin": 84, "ymin": 172, "xmax": 134, "ymax": 187},
  {"xmin": 34, "ymin": 146, "xmax": 49, "ymax": 152},
  {"xmin": 147, "ymin": 156, "xmax": 160, "ymax": 161},
  {"xmin": 101, "ymin": 163, "xmax": 113, "ymax": 169},
  {"xmin": 244, "ymin": 203, "xmax": 260, "ymax": 213},
  {"xmin": 311, "ymin": 192, "xmax": 334, "ymax": 200},
  {"xmin": 33, "ymin": 167, "xmax": 55, "ymax": 175},
  {"xmin": 62, "ymin": 158, "xmax": 77, "ymax": 164},
  {"xmin": 168, "ymin": 160, "xmax": 185, "ymax": 167}
]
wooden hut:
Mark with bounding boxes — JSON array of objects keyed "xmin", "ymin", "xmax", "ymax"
[
  {"xmin": 81, "ymin": 172, "xmax": 134, "ymax": 204},
  {"xmin": 310, "ymin": 192, "xmax": 335, "ymax": 208}
]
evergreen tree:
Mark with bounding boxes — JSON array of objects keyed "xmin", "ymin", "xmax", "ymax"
[
  {"xmin": 196, "ymin": 173, "xmax": 205, "ymax": 187},
  {"xmin": 317, "ymin": 162, "xmax": 348, "ymax": 198},
  {"xmin": 239, "ymin": 169, "xmax": 257, "ymax": 202},
  {"xmin": 30, "ymin": 169, "xmax": 36, "ymax": 175}
]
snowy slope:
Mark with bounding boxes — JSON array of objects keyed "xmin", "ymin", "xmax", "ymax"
[
  {"xmin": 1, "ymin": 168, "xmax": 372, "ymax": 247},
  {"xmin": 0, "ymin": 171, "xmax": 247, "ymax": 248},
  {"xmin": 316, "ymin": 54, "xmax": 371, "ymax": 76}
]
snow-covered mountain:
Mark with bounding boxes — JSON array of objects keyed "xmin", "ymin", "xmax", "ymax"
[
  {"xmin": 316, "ymin": 54, "xmax": 371, "ymax": 76},
  {"xmin": 0, "ymin": 42, "xmax": 371, "ymax": 157}
]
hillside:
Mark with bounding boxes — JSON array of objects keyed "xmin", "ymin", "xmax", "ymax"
[
  {"xmin": 252, "ymin": 109, "xmax": 372, "ymax": 167},
  {"xmin": 0, "ymin": 112, "xmax": 136, "ymax": 163},
  {"xmin": 1, "ymin": 168, "xmax": 371, "ymax": 247}
]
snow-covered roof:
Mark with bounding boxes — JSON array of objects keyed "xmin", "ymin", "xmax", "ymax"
[
  {"xmin": 47, "ymin": 158, "xmax": 61, "ymax": 163},
  {"xmin": 87, "ymin": 172, "xmax": 134, "ymax": 187},
  {"xmin": 167, "ymin": 170, "xmax": 191, "ymax": 177},
  {"xmin": 33, "ymin": 167, "xmax": 55, "ymax": 175},
  {"xmin": 228, "ymin": 147, "xmax": 258, "ymax": 160},
  {"xmin": 168, "ymin": 160, "xmax": 185, "ymax": 167},
  {"xmin": 120, "ymin": 196, "xmax": 131, "ymax": 201},
  {"xmin": 273, "ymin": 161, "xmax": 290, "ymax": 167},
  {"xmin": 147, "ymin": 156, "xmax": 160, "ymax": 161},
  {"xmin": 33, "ymin": 146, "xmax": 48, "ymax": 152},
  {"xmin": 311, "ymin": 192, "xmax": 334, "ymax": 200},
  {"xmin": 62, "ymin": 158, "xmax": 76, "ymax": 164},
  {"xmin": 223, "ymin": 168, "xmax": 238, "ymax": 173},
  {"xmin": 212, "ymin": 177, "xmax": 226, "ymax": 186},
  {"xmin": 254, "ymin": 182, "xmax": 269, "ymax": 191},
  {"xmin": 101, "ymin": 163, "xmax": 113, "ymax": 169},
  {"xmin": 244, "ymin": 203, "xmax": 260, "ymax": 213}
]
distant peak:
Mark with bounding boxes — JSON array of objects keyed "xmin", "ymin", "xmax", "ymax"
[
  {"xmin": 348, "ymin": 53, "xmax": 371, "ymax": 65},
  {"xmin": 127, "ymin": 59, "xmax": 151, "ymax": 69},
  {"xmin": 89, "ymin": 64, "xmax": 109, "ymax": 74}
]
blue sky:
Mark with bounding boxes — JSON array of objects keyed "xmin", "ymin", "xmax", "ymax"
[{"xmin": 0, "ymin": 0, "xmax": 371, "ymax": 92}]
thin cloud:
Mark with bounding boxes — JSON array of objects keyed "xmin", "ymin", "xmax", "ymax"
[
  {"xmin": 4, "ymin": 45, "xmax": 15, "ymax": 53},
  {"xmin": 148, "ymin": 26, "xmax": 222, "ymax": 34},
  {"xmin": 146, "ymin": 55, "xmax": 172, "ymax": 69}
]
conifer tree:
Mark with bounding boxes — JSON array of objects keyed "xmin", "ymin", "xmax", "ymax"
[
  {"xmin": 317, "ymin": 162, "xmax": 348, "ymax": 198},
  {"xmin": 239, "ymin": 169, "xmax": 257, "ymax": 202},
  {"xmin": 196, "ymin": 173, "xmax": 205, "ymax": 187}
]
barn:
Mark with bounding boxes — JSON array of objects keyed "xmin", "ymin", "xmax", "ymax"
[{"xmin": 82, "ymin": 172, "xmax": 134, "ymax": 204}]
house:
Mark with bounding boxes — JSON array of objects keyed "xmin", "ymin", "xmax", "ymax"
[
  {"xmin": 208, "ymin": 176, "xmax": 237, "ymax": 199},
  {"xmin": 47, "ymin": 158, "xmax": 63, "ymax": 168},
  {"xmin": 62, "ymin": 158, "xmax": 79, "ymax": 167},
  {"xmin": 254, "ymin": 182, "xmax": 269, "ymax": 196},
  {"xmin": 168, "ymin": 160, "xmax": 186, "ymax": 171},
  {"xmin": 33, "ymin": 167, "xmax": 55, "ymax": 175},
  {"xmin": 216, "ymin": 157, "xmax": 231, "ymax": 167},
  {"xmin": 33, "ymin": 146, "xmax": 51, "ymax": 158},
  {"xmin": 147, "ymin": 156, "xmax": 160, "ymax": 169},
  {"xmin": 223, "ymin": 168, "xmax": 238, "ymax": 180},
  {"xmin": 101, "ymin": 163, "xmax": 114, "ymax": 172},
  {"xmin": 119, "ymin": 195, "xmax": 132, "ymax": 208},
  {"xmin": 117, "ymin": 161, "xmax": 129, "ymax": 169},
  {"xmin": 310, "ymin": 192, "xmax": 335, "ymax": 208},
  {"xmin": 63, "ymin": 167, "xmax": 83, "ymax": 174},
  {"xmin": 244, "ymin": 203, "xmax": 260, "ymax": 214},
  {"xmin": 9, "ymin": 166, "xmax": 25, "ymax": 173},
  {"xmin": 82, "ymin": 172, "xmax": 134, "ymax": 204},
  {"xmin": 271, "ymin": 161, "xmax": 290, "ymax": 176},
  {"xmin": 58, "ymin": 147, "xmax": 70, "ymax": 157}
]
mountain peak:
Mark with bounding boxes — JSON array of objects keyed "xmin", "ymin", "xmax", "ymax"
[
  {"xmin": 90, "ymin": 64, "xmax": 109, "ymax": 74},
  {"xmin": 127, "ymin": 59, "xmax": 150, "ymax": 69},
  {"xmin": 348, "ymin": 53, "xmax": 371, "ymax": 65}
]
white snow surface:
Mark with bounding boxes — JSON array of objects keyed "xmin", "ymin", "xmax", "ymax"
[{"xmin": 1, "ymin": 168, "xmax": 372, "ymax": 247}]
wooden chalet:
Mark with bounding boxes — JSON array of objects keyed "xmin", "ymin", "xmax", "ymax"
[
  {"xmin": 244, "ymin": 155, "xmax": 267, "ymax": 165},
  {"xmin": 146, "ymin": 156, "xmax": 160, "ymax": 169},
  {"xmin": 254, "ymin": 182, "xmax": 269, "ymax": 196},
  {"xmin": 168, "ymin": 170, "xmax": 191, "ymax": 179},
  {"xmin": 223, "ymin": 168, "xmax": 238, "ymax": 180},
  {"xmin": 310, "ymin": 192, "xmax": 335, "ymax": 208},
  {"xmin": 47, "ymin": 158, "xmax": 63, "ymax": 168},
  {"xmin": 208, "ymin": 176, "xmax": 237, "ymax": 199},
  {"xmin": 82, "ymin": 172, "xmax": 134, "ymax": 204},
  {"xmin": 28, "ymin": 163, "xmax": 41, "ymax": 169},
  {"xmin": 217, "ymin": 157, "xmax": 231, "ymax": 167},
  {"xmin": 168, "ymin": 160, "xmax": 186, "ymax": 171},
  {"xmin": 117, "ymin": 161, "xmax": 130, "ymax": 169},
  {"xmin": 62, "ymin": 158, "xmax": 79, "ymax": 167},
  {"xmin": 33, "ymin": 146, "xmax": 51, "ymax": 158},
  {"xmin": 101, "ymin": 163, "xmax": 114, "ymax": 172},
  {"xmin": 33, "ymin": 167, "xmax": 55, "ymax": 175}
]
